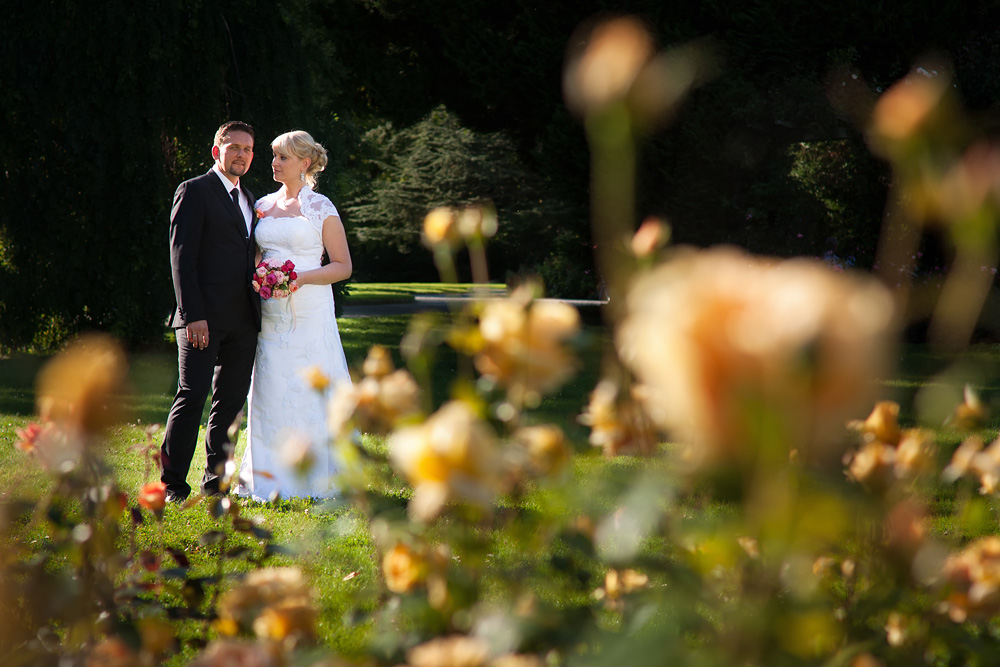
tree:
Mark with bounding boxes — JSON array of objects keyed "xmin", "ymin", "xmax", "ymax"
[
  {"xmin": 327, "ymin": 0, "xmax": 1000, "ymax": 272},
  {"xmin": 344, "ymin": 106, "xmax": 585, "ymax": 288},
  {"xmin": 0, "ymin": 0, "xmax": 344, "ymax": 350},
  {"xmin": 4, "ymin": 0, "xmax": 1000, "ymax": 348}
]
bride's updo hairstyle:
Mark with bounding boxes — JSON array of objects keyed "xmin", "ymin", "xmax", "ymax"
[{"xmin": 272, "ymin": 130, "xmax": 328, "ymax": 188}]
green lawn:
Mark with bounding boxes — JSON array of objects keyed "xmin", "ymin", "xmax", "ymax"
[
  {"xmin": 343, "ymin": 281, "xmax": 507, "ymax": 304},
  {"xmin": 0, "ymin": 300, "xmax": 610, "ymax": 665},
  {"xmin": 5, "ymin": 301, "xmax": 1000, "ymax": 665}
]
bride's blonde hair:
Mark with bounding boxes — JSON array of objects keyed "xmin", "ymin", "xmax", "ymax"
[{"xmin": 272, "ymin": 130, "xmax": 328, "ymax": 188}]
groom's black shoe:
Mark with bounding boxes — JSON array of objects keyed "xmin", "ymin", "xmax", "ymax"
[{"xmin": 165, "ymin": 491, "xmax": 188, "ymax": 505}]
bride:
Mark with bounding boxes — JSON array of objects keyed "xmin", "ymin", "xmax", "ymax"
[{"xmin": 234, "ymin": 130, "xmax": 352, "ymax": 502}]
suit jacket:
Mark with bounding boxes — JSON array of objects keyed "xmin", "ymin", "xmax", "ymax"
[{"xmin": 168, "ymin": 169, "xmax": 262, "ymax": 331}]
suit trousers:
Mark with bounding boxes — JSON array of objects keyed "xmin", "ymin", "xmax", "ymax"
[{"xmin": 161, "ymin": 320, "xmax": 258, "ymax": 498}]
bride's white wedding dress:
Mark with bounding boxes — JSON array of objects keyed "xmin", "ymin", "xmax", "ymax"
[{"xmin": 234, "ymin": 186, "xmax": 351, "ymax": 502}]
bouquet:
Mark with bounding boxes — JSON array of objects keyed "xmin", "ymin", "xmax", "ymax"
[{"xmin": 252, "ymin": 259, "xmax": 298, "ymax": 300}]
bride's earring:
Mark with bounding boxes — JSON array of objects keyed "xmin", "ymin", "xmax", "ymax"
[{"xmin": 299, "ymin": 172, "xmax": 305, "ymax": 182}]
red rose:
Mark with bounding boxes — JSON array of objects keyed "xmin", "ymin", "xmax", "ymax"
[
  {"xmin": 138, "ymin": 481, "xmax": 167, "ymax": 512},
  {"xmin": 15, "ymin": 422, "xmax": 43, "ymax": 453},
  {"xmin": 289, "ymin": 271, "xmax": 297, "ymax": 280},
  {"xmin": 140, "ymin": 549, "xmax": 162, "ymax": 572}
]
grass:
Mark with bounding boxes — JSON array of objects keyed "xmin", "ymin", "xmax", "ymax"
[
  {"xmin": 0, "ymin": 299, "xmax": 610, "ymax": 665},
  {"xmin": 343, "ymin": 281, "xmax": 507, "ymax": 305},
  {"xmin": 6, "ymin": 298, "xmax": 1000, "ymax": 663}
]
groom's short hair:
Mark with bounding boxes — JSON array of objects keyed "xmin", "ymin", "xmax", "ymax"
[{"xmin": 215, "ymin": 121, "xmax": 255, "ymax": 148}]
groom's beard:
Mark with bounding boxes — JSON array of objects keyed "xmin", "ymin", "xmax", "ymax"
[{"xmin": 226, "ymin": 160, "xmax": 249, "ymax": 178}]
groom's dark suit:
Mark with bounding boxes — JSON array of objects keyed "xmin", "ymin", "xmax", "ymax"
[{"xmin": 161, "ymin": 168, "xmax": 261, "ymax": 499}]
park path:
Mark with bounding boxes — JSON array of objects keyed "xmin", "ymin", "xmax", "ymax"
[{"xmin": 340, "ymin": 294, "xmax": 607, "ymax": 318}]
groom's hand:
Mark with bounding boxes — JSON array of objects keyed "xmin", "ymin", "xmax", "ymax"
[{"xmin": 186, "ymin": 320, "xmax": 209, "ymax": 349}]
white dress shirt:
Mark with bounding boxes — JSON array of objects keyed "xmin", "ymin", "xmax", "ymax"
[{"xmin": 212, "ymin": 164, "xmax": 252, "ymax": 236}]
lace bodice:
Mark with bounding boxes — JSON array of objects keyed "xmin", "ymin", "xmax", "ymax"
[
  {"xmin": 255, "ymin": 186, "xmax": 338, "ymax": 229},
  {"xmin": 255, "ymin": 215, "xmax": 324, "ymax": 271},
  {"xmin": 254, "ymin": 186, "xmax": 339, "ymax": 267}
]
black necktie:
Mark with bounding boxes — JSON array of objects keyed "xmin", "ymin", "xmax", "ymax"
[{"xmin": 231, "ymin": 187, "xmax": 248, "ymax": 237}]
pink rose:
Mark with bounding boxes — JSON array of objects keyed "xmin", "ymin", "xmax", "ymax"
[
  {"xmin": 252, "ymin": 281, "xmax": 261, "ymax": 292},
  {"xmin": 256, "ymin": 265, "xmax": 267, "ymax": 277},
  {"xmin": 265, "ymin": 272, "xmax": 279, "ymax": 286},
  {"xmin": 290, "ymin": 284, "xmax": 299, "ymax": 293},
  {"xmin": 259, "ymin": 286, "xmax": 272, "ymax": 299}
]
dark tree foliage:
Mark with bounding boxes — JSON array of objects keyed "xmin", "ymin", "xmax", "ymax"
[
  {"xmin": 306, "ymin": 0, "xmax": 597, "ymax": 289},
  {"xmin": 343, "ymin": 106, "xmax": 575, "ymax": 283},
  {"xmin": 0, "ymin": 1, "xmax": 341, "ymax": 350},
  {"xmin": 4, "ymin": 0, "xmax": 1000, "ymax": 348},
  {"xmin": 628, "ymin": 3, "xmax": 1000, "ymax": 260},
  {"xmin": 327, "ymin": 0, "xmax": 1000, "ymax": 270}
]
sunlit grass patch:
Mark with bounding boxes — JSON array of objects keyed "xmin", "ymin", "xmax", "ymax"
[{"xmin": 345, "ymin": 282, "xmax": 507, "ymax": 304}]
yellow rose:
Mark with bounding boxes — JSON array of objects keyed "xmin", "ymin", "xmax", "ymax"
[
  {"xmin": 300, "ymin": 365, "xmax": 330, "ymax": 391},
  {"xmin": 858, "ymin": 401, "xmax": 901, "ymax": 444},
  {"xmin": 251, "ymin": 602, "xmax": 317, "ymax": 643},
  {"xmin": 869, "ymin": 68, "xmax": 949, "ymax": 146},
  {"xmin": 189, "ymin": 640, "xmax": 282, "ymax": 667},
  {"xmin": 893, "ymin": 428, "xmax": 935, "ymax": 478},
  {"xmin": 390, "ymin": 401, "xmax": 502, "ymax": 520},
  {"xmin": 407, "ymin": 635, "xmax": 490, "ymax": 667},
  {"xmin": 630, "ymin": 216, "xmax": 669, "ymax": 258},
  {"xmin": 513, "ymin": 424, "xmax": 571, "ymax": 477},
  {"xmin": 579, "ymin": 379, "xmax": 657, "ymax": 457},
  {"xmin": 423, "ymin": 207, "xmax": 461, "ymax": 248},
  {"xmin": 382, "ymin": 542, "xmax": 426, "ymax": 593},
  {"xmin": 475, "ymin": 288, "xmax": 580, "ymax": 407},
  {"xmin": 36, "ymin": 332, "xmax": 129, "ymax": 435},
  {"xmin": 942, "ymin": 537, "xmax": 1000, "ymax": 621},
  {"xmin": 215, "ymin": 567, "xmax": 316, "ymax": 640},
  {"xmin": 362, "ymin": 345, "xmax": 395, "ymax": 378},
  {"xmin": 563, "ymin": 16, "xmax": 654, "ymax": 116},
  {"xmin": 604, "ymin": 568, "xmax": 649, "ymax": 600},
  {"xmin": 847, "ymin": 441, "xmax": 896, "ymax": 493},
  {"xmin": 616, "ymin": 247, "xmax": 894, "ymax": 468}
]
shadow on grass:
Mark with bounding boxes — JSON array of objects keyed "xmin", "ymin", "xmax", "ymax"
[
  {"xmin": 0, "ymin": 354, "xmax": 47, "ymax": 416},
  {"xmin": 0, "ymin": 344, "xmax": 180, "ymax": 425},
  {"xmin": 882, "ymin": 343, "xmax": 1000, "ymax": 427}
]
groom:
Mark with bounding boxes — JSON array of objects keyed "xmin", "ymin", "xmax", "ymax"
[{"xmin": 161, "ymin": 121, "xmax": 262, "ymax": 503}]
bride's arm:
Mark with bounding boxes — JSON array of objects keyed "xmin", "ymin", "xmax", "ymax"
[{"xmin": 295, "ymin": 214, "xmax": 352, "ymax": 285}]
